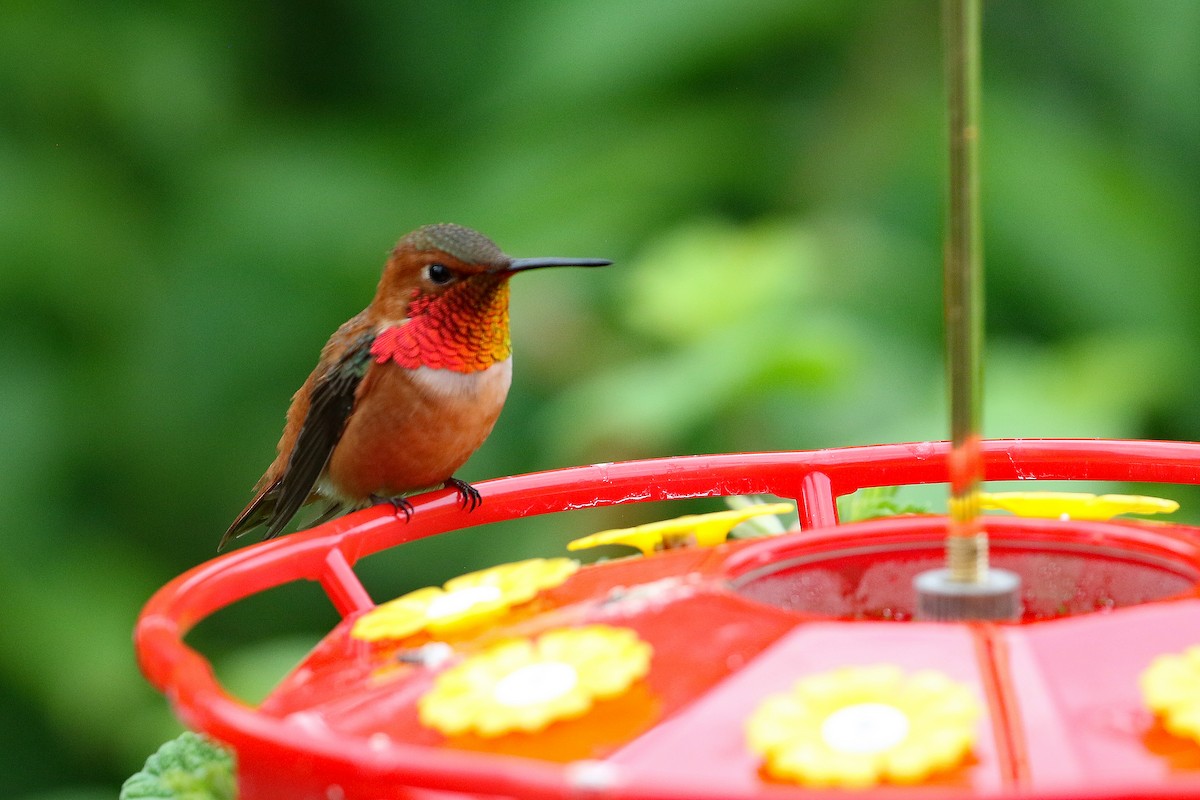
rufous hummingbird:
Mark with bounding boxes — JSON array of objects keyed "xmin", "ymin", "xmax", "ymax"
[{"xmin": 219, "ymin": 223, "xmax": 611, "ymax": 550}]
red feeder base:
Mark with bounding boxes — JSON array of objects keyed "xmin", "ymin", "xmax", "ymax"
[{"xmin": 136, "ymin": 439, "xmax": 1200, "ymax": 799}]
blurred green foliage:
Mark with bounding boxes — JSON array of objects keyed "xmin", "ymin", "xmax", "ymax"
[{"xmin": 1, "ymin": 1, "xmax": 1197, "ymax": 796}]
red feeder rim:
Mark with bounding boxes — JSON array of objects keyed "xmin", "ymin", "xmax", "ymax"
[{"xmin": 135, "ymin": 439, "xmax": 1200, "ymax": 800}]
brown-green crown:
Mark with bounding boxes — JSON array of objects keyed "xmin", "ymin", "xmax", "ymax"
[{"xmin": 398, "ymin": 224, "xmax": 508, "ymax": 268}]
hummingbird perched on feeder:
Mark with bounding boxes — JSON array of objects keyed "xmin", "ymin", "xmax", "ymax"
[{"xmin": 219, "ymin": 223, "xmax": 611, "ymax": 550}]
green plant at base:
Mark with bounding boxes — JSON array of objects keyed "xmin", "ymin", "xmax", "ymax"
[{"xmin": 120, "ymin": 732, "xmax": 236, "ymax": 800}]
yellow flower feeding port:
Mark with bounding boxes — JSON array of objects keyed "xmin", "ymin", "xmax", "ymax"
[
  {"xmin": 980, "ymin": 492, "xmax": 1179, "ymax": 521},
  {"xmin": 1143, "ymin": 646, "xmax": 1200, "ymax": 744},
  {"xmin": 746, "ymin": 665, "xmax": 980, "ymax": 788},
  {"xmin": 567, "ymin": 503, "xmax": 794, "ymax": 555},
  {"xmin": 350, "ymin": 558, "xmax": 579, "ymax": 641},
  {"xmin": 418, "ymin": 625, "xmax": 653, "ymax": 738}
]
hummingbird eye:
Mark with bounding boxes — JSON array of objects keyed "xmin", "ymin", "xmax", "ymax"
[{"xmin": 424, "ymin": 263, "xmax": 455, "ymax": 285}]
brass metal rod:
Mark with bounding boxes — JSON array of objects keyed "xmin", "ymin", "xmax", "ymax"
[{"xmin": 943, "ymin": 0, "xmax": 986, "ymax": 582}]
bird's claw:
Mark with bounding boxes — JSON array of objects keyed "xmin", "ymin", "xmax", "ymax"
[
  {"xmin": 446, "ymin": 477, "xmax": 482, "ymax": 512},
  {"xmin": 371, "ymin": 494, "xmax": 414, "ymax": 522}
]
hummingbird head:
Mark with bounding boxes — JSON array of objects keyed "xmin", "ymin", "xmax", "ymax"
[{"xmin": 370, "ymin": 223, "xmax": 611, "ymax": 373}]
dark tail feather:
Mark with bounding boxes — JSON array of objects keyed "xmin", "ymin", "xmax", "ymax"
[{"xmin": 218, "ymin": 477, "xmax": 283, "ymax": 552}]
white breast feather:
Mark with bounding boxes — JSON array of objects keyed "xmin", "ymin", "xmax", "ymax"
[{"xmin": 410, "ymin": 357, "xmax": 513, "ymax": 399}]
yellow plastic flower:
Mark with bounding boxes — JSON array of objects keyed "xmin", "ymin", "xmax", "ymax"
[
  {"xmin": 418, "ymin": 625, "xmax": 653, "ymax": 737},
  {"xmin": 747, "ymin": 665, "xmax": 981, "ymax": 788},
  {"xmin": 567, "ymin": 503, "xmax": 794, "ymax": 555},
  {"xmin": 1142, "ymin": 646, "xmax": 1200, "ymax": 742},
  {"xmin": 351, "ymin": 558, "xmax": 579, "ymax": 642},
  {"xmin": 979, "ymin": 491, "xmax": 1177, "ymax": 521}
]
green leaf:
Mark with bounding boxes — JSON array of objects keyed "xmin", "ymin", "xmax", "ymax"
[{"xmin": 839, "ymin": 486, "xmax": 930, "ymax": 523}]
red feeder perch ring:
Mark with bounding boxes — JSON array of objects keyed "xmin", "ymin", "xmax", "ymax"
[{"xmin": 136, "ymin": 439, "xmax": 1200, "ymax": 800}]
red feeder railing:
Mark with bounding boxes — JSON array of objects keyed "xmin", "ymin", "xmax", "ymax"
[{"xmin": 136, "ymin": 439, "xmax": 1200, "ymax": 800}]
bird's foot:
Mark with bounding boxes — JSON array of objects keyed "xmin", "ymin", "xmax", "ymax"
[
  {"xmin": 370, "ymin": 493, "xmax": 414, "ymax": 522},
  {"xmin": 445, "ymin": 477, "xmax": 482, "ymax": 512}
]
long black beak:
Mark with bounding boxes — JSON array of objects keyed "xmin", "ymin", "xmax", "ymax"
[{"xmin": 506, "ymin": 256, "xmax": 613, "ymax": 272}]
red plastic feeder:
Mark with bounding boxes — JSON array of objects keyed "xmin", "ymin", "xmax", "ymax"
[{"xmin": 136, "ymin": 438, "xmax": 1200, "ymax": 799}]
